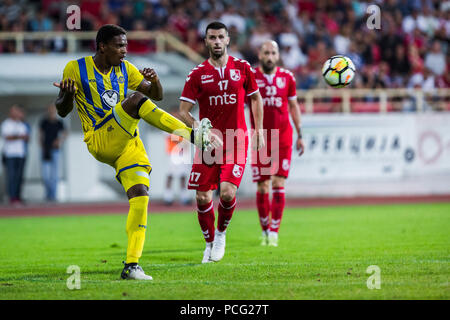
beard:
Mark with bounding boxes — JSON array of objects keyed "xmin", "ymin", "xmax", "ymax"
[
  {"xmin": 261, "ymin": 61, "xmax": 275, "ymax": 74},
  {"xmin": 209, "ymin": 46, "xmax": 225, "ymax": 60}
]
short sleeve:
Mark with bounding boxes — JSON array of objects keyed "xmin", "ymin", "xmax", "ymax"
[
  {"xmin": 63, "ymin": 60, "xmax": 77, "ymax": 81},
  {"xmin": 125, "ymin": 61, "xmax": 144, "ymax": 91},
  {"xmin": 244, "ymin": 64, "xmax": 259, "ymax": 97},
  {"xmin": 180, "ymin": 71, "xmax": 199, "ymax": 105}
]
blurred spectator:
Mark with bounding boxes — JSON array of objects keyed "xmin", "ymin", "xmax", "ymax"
[
  {"xmin": 424, "ymin": 40, "xmax": 446, "ymax": 76},
  {"xmin": 39, "ymin": 104, "xmax": 67, "ymax": 202},
  {"xmin": 198, "ymin": 10, "xmax": 221, "ymax": 37},
  {"xmin": 228, "ymin": 42, "xmax": 244, "ymax": 60},
  {"xmin": 220, "ymin": 5, "xmax": 246, "ymax": 34},
  {"xmin": 127, "ymin": 19, "xmax": 154, "ymax": 54},
  {"xmin": 28, "ymin": 8, "xmax": 53, "ymax": 31},
  {"xmin": 408, "ymin": 67, "xmax": 436, "ymax": 92},
  {"xmin": 119, "ymin": 2, "xmax": 135, "ymax": 31},
  {"xmin": 1, "ymin": 105, "xmax": 29, "ymax": 205},
  {"xmin": 0, "ymin": 0, "xmax": 22, "ymax": 24},
  {"xmin": 249, "ymin": 20, "xmax": 272, "ymax": 51},
  {"xmin": 402, "ymin": 9, "xmax": 427, "ymax": 34},
  {"xmin": 333, "ymin": 24, "xmax": 351, "ymax": 55},
  {"xmin": 307, "ymin": 40, "xmax": 330, "ymax": 72},
  {"xmin": 167, "ymin": 4, "xmax": 191, "ymax": 41},
  {"xmin": 280, "ymin": 41, "xmax": 308, "ymax": 71},
  {"xmin": 141, "ymin": 4, "xmax": 159, "ymax": 31},
  {"xmin": 347, "ymin": 42, "xmax": 363, "ymax": 70},
  {"xmin": 390, "ymin": 43, "xmax": 411, "ymax": 86},
  {"xmin": 50, "ymin": 22, "xmax": 67, "ymax": 52}
]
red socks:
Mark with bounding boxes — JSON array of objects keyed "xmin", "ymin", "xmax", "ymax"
[
  {"xmin": 256, "ymin": 187, "xmax": 286, "ymax": 233},
  {"xmin": 197, "ymin": 201, "xmax": 215, "ymax": 243},
  {"xmin": 217, "ymin": 197, "xmax": 236, "ymax": 232},
  {"xmin": 270, "ymin": 187, "xmax": 285, "ymax": 233},
  {"xmin": 197, "ymin": 197, "xmax": 237, "ymax": 242},
  {"xmin": 256, "ymin": 192, "xmax": 270, "ymax": 231}
]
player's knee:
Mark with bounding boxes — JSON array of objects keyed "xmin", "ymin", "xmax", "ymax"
[
  {"xmin": 127, "ymin": 184, "xmax": 149, "ymax": 199},
  {"xmin": 196, "ymin": 192, "xmax": 212, "ymax": 205},
  {"xmin": 272, "ymin": 176, "xmax": 285, "ymax": 189},
  {"xmin": 122, "ymin": 92, "xmax": 146, "ymax": 118},
  {"xmin": 220, "ymin": 188, "xmax": 236, "ymax": 202},
  {"xmin": 257, "ymin": 181, "xmax": 270, "ymax": 194},
  {"xmin": 129, "ymin": 92, "xmax": 146, "ymax": 105}
]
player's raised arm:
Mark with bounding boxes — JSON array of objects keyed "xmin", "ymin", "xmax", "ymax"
[
  {"xmin": 53, "ymin": 78, "xmax": 76, "ymax": 118},
  {"xmin": 136, "ymin": 68, "xmax": 163, "ymax": 101},
  {"xmin": 249, "ymin": 91, "xmax": 265, "ymax": 151}
]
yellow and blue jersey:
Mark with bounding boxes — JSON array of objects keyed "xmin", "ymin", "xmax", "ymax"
[{"xmin": 62, "ymin": 56, "xmax": 144, "ymax": 134}]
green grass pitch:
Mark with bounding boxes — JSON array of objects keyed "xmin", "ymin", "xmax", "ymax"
[{"xmin": 0, "ymin": 202, "xmax": 448, "ymax": 300}]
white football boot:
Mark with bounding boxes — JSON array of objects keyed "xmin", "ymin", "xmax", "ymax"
[
  {"xmin": 260, "ymin": 230, "xmax": 269, "ymax": 246},
  {"xmin": 202, "ymin": 242, "xmax": 213, "ymax": 264},
  {"xmin": 210, "ymin": 230, "xmax": 226, "ymax": 262},
  {"xmin": 121, "ymin": 263, "xmax": 153, "ymax": 280},
  {"xmin": 268, "ymin": 231, "xmax": 278, "ymax": 247}
]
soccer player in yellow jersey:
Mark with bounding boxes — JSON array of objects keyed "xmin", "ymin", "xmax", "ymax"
[{"xmin": 54, "ymin": 24, "xmax": 221, "ymax": 280}]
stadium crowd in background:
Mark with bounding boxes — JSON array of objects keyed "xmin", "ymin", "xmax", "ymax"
[{"xmin": 0, "ymin": 0, "xmax": 448, "ymax": 92}]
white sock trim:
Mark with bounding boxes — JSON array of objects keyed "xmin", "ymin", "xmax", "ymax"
[
  {"xmin": 219, "ymin": 198, "xmax": 236, "ymax": 210},
  {"xmin": 197, "ymin": 202, "xmax": 214, "ymax": 213}
]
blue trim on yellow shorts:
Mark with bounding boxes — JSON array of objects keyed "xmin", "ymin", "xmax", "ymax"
[
  {"xmin": 116, "ymin": 164, "xmax": 152, "ymax": 183},
  {"xmin": 112, "ymin": 107, "xmax": 138, "ymax": 138}
]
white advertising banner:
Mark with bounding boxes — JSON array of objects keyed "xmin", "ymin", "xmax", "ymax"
[
  {"xmin": 283, "ymin": 113, "xmax": 450, "ymax": 196},
  {"xmin": 290, "ymin": 114, "xmax": 411, "ymax": 181}
]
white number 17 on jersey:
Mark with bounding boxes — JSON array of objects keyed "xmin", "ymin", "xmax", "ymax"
[{"xmin": 218, "ymin": 80, "xmax": 228, "ymax": 91}]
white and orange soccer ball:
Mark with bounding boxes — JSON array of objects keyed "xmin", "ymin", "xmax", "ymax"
[{"xmin": 322, "ymin": 55, "xmax": 356, "ymax": 88}]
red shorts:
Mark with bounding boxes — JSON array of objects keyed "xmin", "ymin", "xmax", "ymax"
[
  {"xmin": 188, "ymin": 139, "xmax": 248, "ymax": 191},
  {"xmin": 251, "ymin": 143, "xmax": 292, "ymax": 182}
]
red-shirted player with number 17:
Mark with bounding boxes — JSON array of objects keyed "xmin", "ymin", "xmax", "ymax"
[
  {"xmin": 250, "ymin": 40, "xmax": 305, "ymax": 247},
  {"xmin": 179, "ymin": 22, "xmax": 264, "ymax": 263}
]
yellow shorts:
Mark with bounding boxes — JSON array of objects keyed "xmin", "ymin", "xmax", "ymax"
[{"xmin": 83, "ymin": 102, "xmax": 152, "ymax": 189}]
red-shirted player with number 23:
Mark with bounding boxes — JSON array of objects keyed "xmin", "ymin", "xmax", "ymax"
[
  {"xmin": 250, "ymin": 40, "xmax": 305, "ymax": 247},
  {"xmin": 179, "ymin": 22, "xmax": 264, "ymax": 263}
]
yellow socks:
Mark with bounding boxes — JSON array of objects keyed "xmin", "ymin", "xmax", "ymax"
[
  {"xmin": 138, "ymin": 99, "xmax": 192, "ymax": 140},
  {"xmin": 125, "ymin": 196, "xmax": 149, "ymax": 264}
]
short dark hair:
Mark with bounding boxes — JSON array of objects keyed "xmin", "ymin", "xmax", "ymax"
[
  {"xmin": 96, "ymin": 24, "xmax": 126, "ymax": 50},
  {"xmin": 205, "ymin": 21, "xmax": 228, "ymax": 35}
]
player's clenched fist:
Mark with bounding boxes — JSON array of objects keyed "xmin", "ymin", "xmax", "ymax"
[
  {"xmin": 53, "ymin": 78, "xmax": 77, "ymax": 95},
  {"xmin": 140, "ymin": 68, "xmax": 159, "ymax": 83}
]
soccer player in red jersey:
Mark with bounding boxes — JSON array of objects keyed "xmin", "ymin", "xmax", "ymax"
[
  {"xmin": 179, "ymin": 22, "xmax": 264, "ymax": 263},
  {"xmin": 250, "ymin": 40, "xmax": 305, "ymax": 247}
]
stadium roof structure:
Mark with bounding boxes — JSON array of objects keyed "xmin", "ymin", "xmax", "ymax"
[{"xmin": 0, "ymin": 52, "xmax": 195, "ymax": 102}]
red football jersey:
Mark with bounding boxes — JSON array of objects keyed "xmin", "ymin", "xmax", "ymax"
[
  {"xmin": 250, "ymin": 66, "xmax": 297, "ymax": 148},
  {"xmin": 180, "ymin": 56, "xmax": 259, "ymax": 136}
]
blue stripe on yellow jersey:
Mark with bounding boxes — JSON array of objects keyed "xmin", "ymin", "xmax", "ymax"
[{"xmin": 62, "ymin": 56, "xmax": 144, "ymax": 134}]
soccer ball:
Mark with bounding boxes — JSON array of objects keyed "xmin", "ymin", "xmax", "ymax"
[{"xmin": 322, "ymin": 55, "xmax": 356, "ymax": 88}]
